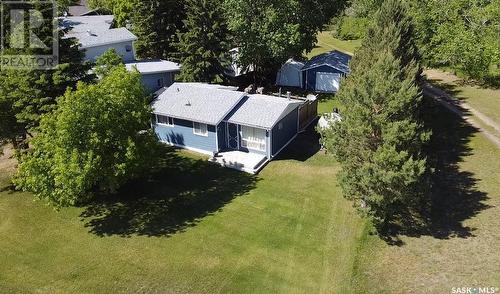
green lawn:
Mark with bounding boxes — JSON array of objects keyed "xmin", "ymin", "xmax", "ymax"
[
  {"xmin": 0, "ymin": 131, "xmax": 367, "ymax": 293},
  {"xmin": 425, "ymin": 69, "xmax": 500, "ymax": 126},
  {"xmin": 353, "ymin": 98, "xmax": 500, "ymax": 292},
  {"xmin": 1, "ymin": 93, "xmax": 499, "ymax": 292},
  {"xmin": 307, "ymin": 31, "xmax": 362, "ymax": 58}
]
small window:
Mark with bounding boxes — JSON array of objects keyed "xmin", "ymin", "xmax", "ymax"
[
  {"xmin": 278, "ymin": 122, "xmax": 283, "ymax": 130},
  {"xmin": 157, "ymin": 78, "xmax": 164, "ymax": 87},
  {"xmin": 156, "ymin": 115, "xmax": 174, "ymax": 126},
  {"xmin": 125, "ymin": 44, "xmax": 132, "ymax": 52},
  {"xmin": 193, "ymin": 122, "xmax": 208, "ymax": 137}
]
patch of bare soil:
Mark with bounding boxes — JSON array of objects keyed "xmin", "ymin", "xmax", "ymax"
[{"xmin": 0, "ymin": 145, "xmax": 17, "ymax": 180}]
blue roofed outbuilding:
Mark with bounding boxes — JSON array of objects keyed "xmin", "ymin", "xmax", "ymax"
[{"xmin": 301, "ymin": 50, "xmax": 352, "ymax": 93}]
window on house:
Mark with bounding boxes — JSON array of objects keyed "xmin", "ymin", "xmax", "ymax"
[
  {"xmin": 241, "ymin": 126, "xmax": 266, "ymax": 151},
  {"xmin": 156, "ymin": 115, "xmax": 174, "ymax": 126},
  {"xmin": 125, "ymin": 44, "xmax": 132, "ymax": 52},
  {"xmin": 193, "ymin": 122, "xmax": 208, "ymax": 136},
  {"xmin": 278, "ymin": 122, "xmax": 283, "ymax": 130},
  {"xmin": 157, "ymin": 78, "xmax": 164, "ymax": 87}
]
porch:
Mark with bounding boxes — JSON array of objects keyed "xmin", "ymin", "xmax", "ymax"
[{"xmin": 210, "ymin": 151, "xmax": 268, "ymax": 174}]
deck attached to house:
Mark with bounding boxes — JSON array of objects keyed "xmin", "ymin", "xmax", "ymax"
[{"xmin": 210, "ymin": 151, "xmax": 268, "ymax": 174}]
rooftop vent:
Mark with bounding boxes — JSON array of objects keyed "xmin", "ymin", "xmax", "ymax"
[
  {"xmin": 86, "ymin": 29, "xmax": 93, "ymax": 36},
  {"xmin": 185, "ymin": 100, "xmax": 191, "ymax": 106}
]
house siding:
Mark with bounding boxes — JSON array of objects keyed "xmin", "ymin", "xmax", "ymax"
[
  {"xmin": 303, "ymin": 65, "xmax": 344, "ymax": 91},
  {"xmin": 154, "ymin": 118, "xmax": 217, "ymax": 153},
  {"xmin": 271, "ymin": 107, "xmax": 299, "ymax": 157},
  {"xmin": 83, "ymin": 40, "xmax": 135, "ymax": 62},
  {"xmin": 140, "ymin": 72, "xmax": 175, "ymax": 93}
]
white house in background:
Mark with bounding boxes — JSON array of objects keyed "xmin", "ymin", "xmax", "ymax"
[
  {"xmin": 226, "ymin": 48, "xmax": 254, "ymax": 77},
  {"xmin": 125, "ymin": 60, "xmax": 181, "ymax": 93},
  {"xmin": 276, "ymin": 59, "xmax": 305, "ymax": 88},
  {"xmin": 61, "ymin": 15, "xmax": 137, "ymax": 62}
]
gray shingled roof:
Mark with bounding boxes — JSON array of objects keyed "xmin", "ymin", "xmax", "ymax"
[
  {"xmin": 302, "ymin": 50, "xmax": 352, "ymax": 73},
  {"xmin": 151, "ymin": 83, "xmax": 246, "ymax": 125},
  {"xmin": 125, "ymin": 60, "xmax": 181, "ymax": 74},
  {"xmin": 225, "ymin": 94, "xmax": 303, "ymax": 129},
  {"xmin": 61, "ymin": 15, "xmax": 137, "ymax": 49}
]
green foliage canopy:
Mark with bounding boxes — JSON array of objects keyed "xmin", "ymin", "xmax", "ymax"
[
  {"xmin": 177, "ymin": 0, "xmax": 230, "ymax": 83},
  {"xmin": 320, "ymin": 0, "xmax": 430, "ymax": 229},
  {"xmin": 14, "ymin": 67, "xmax": 158, "ymax": 206}
]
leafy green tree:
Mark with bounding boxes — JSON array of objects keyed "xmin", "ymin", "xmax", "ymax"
[
  {"xmin": 320, "ymin": 0, "xmax": 430, "ymax": 230},
  {"xmin": 14, "ymin": 67, "xmax": 158, "ymax": 206},
  {"xmin": 224, "ymin": 0, "xmax": 346, "ymax": 79},
  {"xmin": 87, "ymin": 0, "xmax": 137, "ymax": 26},
  {"xmin": 177, "ymin": 0, "xmax": 230, "ymax": 83},
  {"xmin": 94, "ymin": 48, "xmax": 124, "ymax": 77},
  {"xmin": 408, "ymin": 0, "xmax": 499, "ymax": 80}
]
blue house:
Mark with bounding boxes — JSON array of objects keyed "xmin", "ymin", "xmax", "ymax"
[
  {"xmin": 301, "ymin": 50, "xmax": 352, "ymax": 93},
  {"xmin": 151, "ymin": 83, "xmax": 304, "ymax": 173},
  {"xmin": 125, "ymin": 60, "xmax": 181, "ymax": 93}
]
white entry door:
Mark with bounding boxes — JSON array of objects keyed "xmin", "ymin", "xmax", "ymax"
[{"xmin": 315, "ymin": 72, "xmax": 341, "ymax": 92}]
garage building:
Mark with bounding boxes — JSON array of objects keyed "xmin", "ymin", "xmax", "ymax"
[{"xmin": 301, "ymin": 50, "xmax": 352, "ymax": 93}]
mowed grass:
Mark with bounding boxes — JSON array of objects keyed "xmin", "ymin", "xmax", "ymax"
[
  {"xmin": 0, "ymin": 131, "xmax": 367, "ymax": 293},
  {"xmin": 425, "ymin": 69, "xmax": 500, "ymax": 126},
  {"xmin": 307, "ymin": 31, "xmax": 361, "ymax": 58},
  {"xmin": 353, "ymin": 101, "xmax": 500, "ymax": 292}
]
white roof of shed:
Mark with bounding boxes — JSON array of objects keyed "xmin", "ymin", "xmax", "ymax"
[
  {"xmin": 281, "ymin": 58, "xmax": 305, "ymax": 70},
  {"xmin": 151, "ymin": 83, "xmax": 245, "ymax": 125},
  {"xmin": 125, "ymin": 60, "xmax": 181, "ymax": 74},
  {"xmin": 225, "ymin": 94, "xmax": 303, "ymax": 129},
  {"xmin": 61, "ymin": 15, "xmax": 137, "ymax": 49}
]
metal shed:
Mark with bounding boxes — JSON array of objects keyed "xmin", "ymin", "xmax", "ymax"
[{"xmin": 276, "ymin": 59, "xmax": 305, "ymax": 88}]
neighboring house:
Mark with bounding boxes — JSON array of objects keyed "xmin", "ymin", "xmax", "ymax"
[
  {"xmin": 125, "ymin": 60, "xmax": 181, "ymax": 93},
  {"xmin": 61, "ymin": 15, "xmax": 137, "ymax": 62},
  {"xmin": 226, "ymin": 48, "xmax": 254, "ymax": 78},
  {"xmin": 151, "ymin": 83, "xmax": 304, "ymax": 173},
  {"xmin": 302, "ymin": 50, "xmax": 352, "ymax": 93},
  {"xmin": 276, "ymin": 59, "xmax": 305, "ymax": 88}
]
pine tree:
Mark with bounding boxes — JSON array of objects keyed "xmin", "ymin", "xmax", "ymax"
[
  {"xmin": 132, "ymin": 0, "xmax": 186, "ymax": 60},
  {"xmin": 0, "ymin": 29, "xmax": 94, "ymax": 150},
  {"xmin": 320, "ymin": 0, "xmax": 430, "ymax": 230},
  {"xmin": 177, "ymin": 0, "xmax": 230, "ymax": 83}
]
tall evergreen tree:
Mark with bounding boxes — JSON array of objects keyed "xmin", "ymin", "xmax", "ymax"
[
  {"xmin": 132, "ymin": 0, "xmax": 186, "ymax": 60},
  {"xmin": 320, "ymin": 0, "xmax": 430, "ymax": 230},
  {"xmin": 177, "ymin": 0, "xmax": 230, "ymax": 83},
  {"xmin": 0, "ymin": 25, "xmax": 94, "ymax": 150}
]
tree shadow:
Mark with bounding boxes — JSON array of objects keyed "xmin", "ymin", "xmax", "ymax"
[
  {"xmin": 79, "ymin": 146, "xmax": 259, "ymax": 237},
  {"xmin": 275, "ymin": 123, "xmax": 321, "ymax": 162},
  {"xmin": 382, "ymin": 97, "xmax": 491, "ymax": 245}
]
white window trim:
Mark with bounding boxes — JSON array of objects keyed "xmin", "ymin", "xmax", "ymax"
[
  {"xmin": 156, "ymin": 114, "xmax": 174, "ymax": 127},
  {"xmin": 241, "ymin": 126, "xmax": 266, "ymax": 152},
  {"xmin": 193, "ymin": 122, "xmax": 209, "ymax": 137}
]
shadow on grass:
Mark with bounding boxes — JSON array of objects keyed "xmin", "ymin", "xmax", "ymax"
[
  {"xmin": 80, "ymin": 146, "xmax": 259, "ymax": 237},
  {"xmin": 276, "ymin": 125, "xmax": 321, "ymax": 162},
  {"xmin": 382, "ymin": 97, "xmax": 491, "ymax": 245}
]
